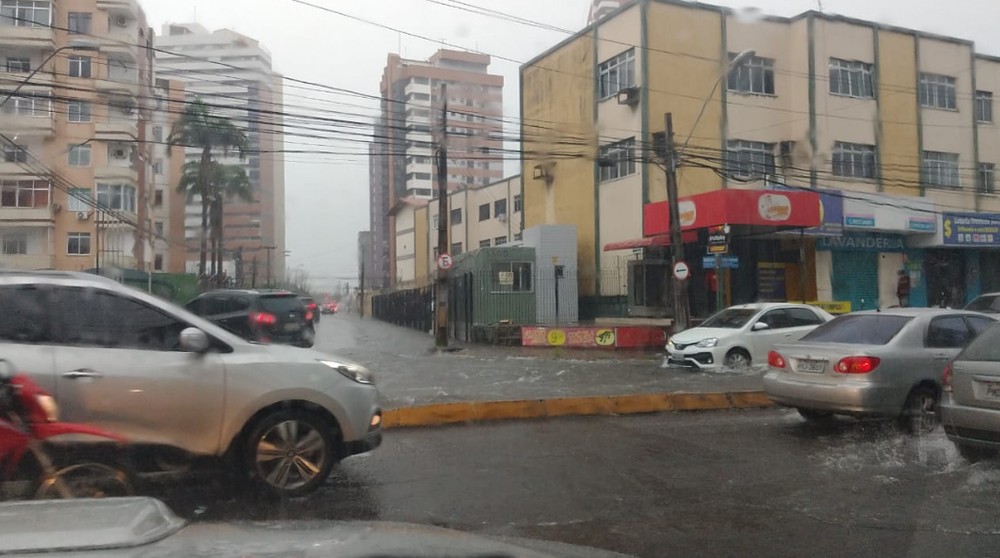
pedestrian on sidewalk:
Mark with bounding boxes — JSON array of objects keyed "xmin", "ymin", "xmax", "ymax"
[{"xmin": 896, "ymin": 270, "xmax": 911, "ymax": 308}]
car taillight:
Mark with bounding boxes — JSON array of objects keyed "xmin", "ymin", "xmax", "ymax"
[
  {"xmin": 308, "ymin": 303, "xmax": 317, "ymax": 311},
  {"xmin": 768, "ymin": 351, "xmax": 786, "ymax": 369},
  {"xmin": 834, "ymin": 356, "xmax": 880, "ymax": 374},
  {"xmin": 942, "ymin": 362, "xmax": 953, "ymax": 392},
  {"xmin": 305, "ymin": 311, "xmax": 314, "ymax": 321},
  {"xmin": 250, "ymin": 312, "xmax": 276, "ymax": 326}
]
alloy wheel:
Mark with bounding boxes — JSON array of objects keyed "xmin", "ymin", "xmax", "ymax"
[{"xmin": 253, "ymin": 419, "xmax": 328, "ymax": 491}]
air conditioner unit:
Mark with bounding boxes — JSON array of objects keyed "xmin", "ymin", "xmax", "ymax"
[
  {"xmin": 115, "ymin": 15, "xmax": 127, "ymax": 27},
  {"xmin": 76, "ymin": 211, "xmax": 89, "ymax": 220},
  {"xmin": 616, "ymin": 86, "xmax": 640, "ymax": 106},
  {"xmin": 120, "ymin": 104, "xmax": 134, "ymax": 116},
  {"xmin": 51, "ymin": 202, "xmax": 61, "ymax": 214},
  {"xmin": 497, "ymin": 213, "xmax": 508, "ymax": 223},
  {"xmin": 112, "ymin": 148, "xmax": 128, "ymax": 159}
]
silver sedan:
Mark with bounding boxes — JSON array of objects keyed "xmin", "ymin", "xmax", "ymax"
[{"xmin": 763, "ymin": 308, "xmax": 996, "ymax": 433}]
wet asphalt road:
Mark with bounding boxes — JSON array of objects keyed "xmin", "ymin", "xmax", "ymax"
[{"xmin": 152, "ymin": 409, "xmax": 1000, "ymax": 558}]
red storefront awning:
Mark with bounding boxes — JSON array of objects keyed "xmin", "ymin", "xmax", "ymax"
[
  {"xmin": 603, "ymin": 231, "xmax": 700, "ymax": 252},
  {"xmin": 643, "ymin": 189, "xmax": 822, "ymax": 237}
]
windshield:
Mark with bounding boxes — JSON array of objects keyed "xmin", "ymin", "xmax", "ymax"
[
  {"xmin": 699, "ymin": 308, "xmax": 759, "ymax": 328},
  {"xmin": 965, "ymin": 295, "xmax": 1000, "ymax": 313},
  {"xmin": 800, "ymin": 314, "xmax": 913, "ymax": 345}
]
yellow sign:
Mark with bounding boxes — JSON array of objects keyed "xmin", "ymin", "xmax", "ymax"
[
  {"xmin": 595, "ymin": 329, "xmax": 615, "ymax": 346},
  {"xmin": 808, "ymin": 301, "xmax": 852, "ymax": 314},
  {"xmin": 546, "ymin": 329, "xmax": 567, "ymax": 346}
]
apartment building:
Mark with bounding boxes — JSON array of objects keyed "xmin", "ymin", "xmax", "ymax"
[
  {"xmin": 0, "ymin": 0, "xmax": 182, "ymax": 273},
  {"xmin": 371, "ymin": 49, "xmax": 504, "ymax": 287},
  {"xmin": 153, "ymin": 23, "xmax": 285, "ymax": 285},
  {"xmin": 148, "ymin": 77, "xmax": 187, "ymax": 272},
  {"xmin": 588, "ymin": 0, "xmax": 635, "ymax": 24},
  {"xmin": 522, "ymin": 0, "xmax": 1000, "ymax": 318}
]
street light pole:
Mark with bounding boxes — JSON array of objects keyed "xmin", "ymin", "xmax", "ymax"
[
  {"xmin": 0, "ymin": 40, "xmax": 100, "ymax": 107},
  {"xmin": 663, "ymin": 49, "xmax": 756, "ymax": 333},
  {"xmin": 435, "ymin": 83, "xmax": 449, "ymax": 348}
]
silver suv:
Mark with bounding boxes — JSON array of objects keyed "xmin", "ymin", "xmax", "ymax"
[{"xmin": 0, "ymin": 271, "xmax": 381, "ymax": 496}]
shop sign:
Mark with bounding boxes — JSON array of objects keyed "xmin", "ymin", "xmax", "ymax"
[
  {"xmin": 707, "ymin": 225, "xmax": 729, "ymax": 254},
  {"xmin": 845, "ymin": 215, "xmax": 876, "ymax": 227},
  {"xmin": 942, "ymin": 213, "xmax": 1000, "ymax": 246},
  {"xmin": 908, "ymin": 218, "xmax": 936, "ymax": 232},
  {"xmin": 702, "ymin": 255, "xmax": 739, "ymax": 269},
  {"xmin": 816, "ymin": 232, "xmax": 906, "ymax": 252},
  {"xmin": 843, "ymin": 192, "xmax": 936, "ymax": 233},
  {"xmin": 807, "ymin": 301, "xmax": 853, "ymax": 314}
]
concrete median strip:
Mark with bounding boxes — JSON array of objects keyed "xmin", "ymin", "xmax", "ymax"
[{"xmin": 382, "ymin": 390, "xmax": 775, "ymax": 428}]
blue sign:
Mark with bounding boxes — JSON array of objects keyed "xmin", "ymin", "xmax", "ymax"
[
  {"xmin": 809, "ymin": 189, "xmax": 844, "ymax": 235},
  {"xmin": 908, "ymin": 218, "xmax": 936, "ymax": 232},
  {"xmin": 845, "ymin": 216, "xmax": 876, "ymax": 227},
  {"xmin": 943, "ymin": 213, "xmax": 1000, "ymax": 246},
  {"xmin": 816, "ymin": 232, "xmax": 906, "ymax": 252},
  {"xmin": 703, "ymin": 255, "xmax": 740, "ymax": 269}
]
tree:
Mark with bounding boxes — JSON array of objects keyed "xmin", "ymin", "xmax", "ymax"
[
  {"xmin": 168, "ymin": 99, "xmax": 248, "ymax": 282},
  {"xmin": 208, "ymin": 164, "xmax": 253, "ymax": 285}
]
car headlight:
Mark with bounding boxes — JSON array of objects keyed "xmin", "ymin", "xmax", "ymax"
[
  {"xmin": 319, "ymin": 360, "xmax": 374, "ymax": 385},
  {"xmin": 696, "ymin": 338, "xmax": 719, "ymax": 348},
  {"xmin": 36, "ymin": 394, "xmax": 58, "ymax": 422}
]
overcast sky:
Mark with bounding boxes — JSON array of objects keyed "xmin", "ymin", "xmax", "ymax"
[{"xmin": 138, "ymin": 0, "xmax": 1000, "ymax": 293}]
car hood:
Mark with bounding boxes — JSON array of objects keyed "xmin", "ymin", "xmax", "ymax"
[
  {"xmin": 670, "ymin": 327, "xmax": 741, "ymax": 345},
  {"xmin": 240, "ymin": 342, "xmax": 366, "ymax": 369},
  {"xmin": 0, "ymin": 498, "xmax": 636, "ymax": 558}
]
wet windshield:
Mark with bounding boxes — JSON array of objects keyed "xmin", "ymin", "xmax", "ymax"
[{"xmin": 699, "ymin": 308, "xmax": 759, "ymax": 328}]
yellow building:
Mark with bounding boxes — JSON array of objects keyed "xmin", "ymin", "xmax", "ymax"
[{"xmin": 522, "ymin": 0, "xmax": 1000, "ymax": 316}]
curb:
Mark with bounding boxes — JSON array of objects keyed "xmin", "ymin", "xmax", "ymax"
[{"xmin": 382, "ymin": 390, "xmax": 774, "ymax": 429}]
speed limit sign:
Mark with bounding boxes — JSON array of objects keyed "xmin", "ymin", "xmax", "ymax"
[{"xmin": 437, "ymin": 253, "xmax": 453, "ymax": 270}]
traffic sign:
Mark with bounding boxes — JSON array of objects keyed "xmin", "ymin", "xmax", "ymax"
[
  {"xmin": 702, "ymin": 255, "xmax": 739, "ymax": 269},
  {"xmin": 672, "ymin": 260, "xmax": 690, "ymax": 281},
  {"xmin": 437, "ymin": 253, "xmax": 453, "ymax": 270}
]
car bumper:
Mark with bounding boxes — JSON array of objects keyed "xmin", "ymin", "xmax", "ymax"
[
  {"xmin": 762, "ymin": 371, "xmax": 901, "ymax": 415},
  {"xmin": 941, "ymin": 394, "xmax": 1000, "ymax": 449},
  {"xmin": 341, "ymin": 425, "xmax": 383, "ymax": 457},
  {"xmin": 665, "ymin": 346, "xmax": 725, "ymax": 369}
]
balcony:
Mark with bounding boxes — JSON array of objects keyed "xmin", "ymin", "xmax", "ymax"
[
  {"xmin": 96, "ymin": 77, "xmax": 139, "ymax": 97},
  {"xmin": 0, "ymin": 26, "xmax": 54, "ymax": 49},
  {"xmin": 96, "ymin": 0, "xmax": 140, "ymax": 18},
  {"xmin": 95, "ymin": 120, "xmax": 138, "ymax": 140},
  {"xmin": 95, "ymin": 165, "xmax": 138, "ymax": 184},
  {"xmin": 0, "ymin": 114, "xmax": 55, "ymax": 137},
  {"xmin": 0, "ymin": 254, "xmax": 54, "ymax": 270},
  {"xmin": 99, "ymin": 33, "xmax": 140, "ymax": 60},
  {"xmin": 0, "ymin": 207, "xmax": 53, "ymax": 223}
]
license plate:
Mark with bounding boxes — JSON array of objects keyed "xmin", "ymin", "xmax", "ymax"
[
  {"xmin": 984, "ymin": 382, "xmax": 1000, "ymax": 400},
  {"xmin": 796, "ymin": 359, "xmax": 826, "ymax": 373},
  {"xmin": 284, "ymin": 323, "xmax": 301, "ymax": 332}
]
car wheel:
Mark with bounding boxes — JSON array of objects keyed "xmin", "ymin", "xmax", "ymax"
[
  {"xmin": 899, "ymin": 386, "xmax": 939, "ymax": 435},
  {"xmin": 956, "ymin": 443, "xmax": 998, "ymax": 463},
  {"xmin": 724, "ymin": 349, "xmax": 751, "ymax": 370},
  {"xmin": 299, "ymin": 326, "xmax": 316, "ymax": 348},
  {"xmin": 245, "ymin": 410, "xmax": 337, "ymax": 497}
]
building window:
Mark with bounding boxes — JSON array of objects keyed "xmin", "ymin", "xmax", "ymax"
[
  {"xmin": 513, "ymin": 194, "xmax": 522, "ymax": 212},
  {"xmin": 2, "ymin": 144, "xmax": 27, "ymax": 163},
  {"xmin": 832, "ymin": 142, "xmax": 876, "ymax": 179},
  {"xmin": 451, "ymin": 242, "xmax": 463, "ymax": 256},
  {"xmin": 154, "ymin": 254, "xmax": 164, "ymax": 271},
  {"xmin": 67, "ymin": 232, "xmax": 91, "ymax": 255},
  {"xmin": 0, "ymin": 180, "xmax": 47, "ymax": 208},
  {"xmin": 727, "ymin": 53, "xmax": 775, "ymax": 95},
  {"xmin": 67, "ymin": 144, "xmax": 91, "ymax": 167},
  {"xmin": 922, "ymin": 151, "xmax": 961, "ymax": 188},
  {"xmin": 406, "ymin": 172, "xmax": 432, "ymax": 181},
  {"xmin": 96, "ymin": 183, "xmax": 137, "ymax": 212},
  {"xmin": 67, "ymin": 11, "xmax": 90, "ymax": 34},
  {"xmin": 154, "ymin": 221, "xmax": 164, "ymax": 236},
  {"xmin": 0, "ymin": 0, "xmax": 51, "ymax": 27},
  {"xmin": 514, "ymin": 232, "xmax": 523, "ymax": 241},
  {"xmin": 494, "ymin": 236, "xmax": 508, "ymax": 246},
  {"xmin": 450, "ymin": 208, "xmax": 462, "ymax": 225},
  {"xmin": 2, "ymin": 95, "xmax": 49, "ymax": 117},
  {"xmin": 919, "ymin": 73, "xmax": 957, "ymax": 110},
  {"xmin": 67, "ymin": 100, "xmax": 91, "ymax": 122},
  {"xmin": 479, "ymin": 239, "xmax": 491, "ymax": 248},
  {"xmin": 432, "ymin": 214, "xmax": 439, "ymax": 230},
  {"xmin": 2, "ymin": 234, "xmax": 25, "ymax": 255},
  {"xmin": 598, "ymin": 48, "xmax": 635, "ymax": 100},
  {"xmin": 598, "ymin": 137, "xmax": 636, "ymax": 182},
  {"xmin": 494, "ymin": 198, "xmax": 507, "ymax": 217},
  {"xmin": 829, "ymin": 58, "xmax": 874, "ymax": 98},
  {"xmin": 68, "ymin": 56, "xmax": 91, "ymax": 78},
  {"xmin": 976, "ymin": 91, "xmax": 993, "ymax": 123},
  {"xmin": 478, "ymin": 203, "xmax": 490, "ymax": 221},
  {"xmin": 153, "ymin": 189, "xmax": 164, "ymax": 207},
  {"xmin": 153, "ymin": 160, "xmax": 163, "ymax": 175},
  {"xmin": 726, "ymin": 140, "xmax": 775, "ymax": 180},
  {"xmin": 67, "ymin": 188, "xmax": 91, "ymax": 211},
  {"xmin": 491, "ymin": 261, "xmax": 532, "ymax": 292},
  {"xmin": 152, "ymin": 126, "xmax": 163, "ymax": 142},
  {"xmin": 5, "ymin": 57, "xmax": 28, "ymax": 72},
  {"xmin": 979, "ymin": 163, "xmax": 995, "ymax": 194}
]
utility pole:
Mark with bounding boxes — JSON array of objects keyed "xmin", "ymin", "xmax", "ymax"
[
  {"xmin": 435, "ymin": 83, "xmax": 449, "ymax": 348},
  {"xmin": 664, "ymin": 113, "xmax": 690, "ymax": 332},
  {"xmin": 262, "ymin": 245, "xmax": 276, "ymax": 288},
  {"xmin": 359, "ymin": 259, "xmax": 366, "ymax": 318}
]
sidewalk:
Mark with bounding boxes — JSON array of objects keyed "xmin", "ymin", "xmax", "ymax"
[{"xmin": 316, "ymin": 314, "xmax": 771, "ymax": 425}]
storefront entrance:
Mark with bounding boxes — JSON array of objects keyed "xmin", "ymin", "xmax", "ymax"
[
  {"xmin": 925, "ymin": 249, "xmax": 967, "ymax": 308},
  {"xmin": 831, "ymin": 251, "xmax": 879, "ymax": 311}
]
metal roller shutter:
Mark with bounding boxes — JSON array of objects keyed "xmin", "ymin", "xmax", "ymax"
[{"xmin": 831, "ymin": 251, "xmax": 880, "ymax": 312}]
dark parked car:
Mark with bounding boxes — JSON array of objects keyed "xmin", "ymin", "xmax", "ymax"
[
  {"xmin": 185, "ymin": 289, "xmax": 315, "ymax": 348},
  {"xmin": 965, "ymin": 292, "xmax": 1000, "ymax": 314},
  {"xmin": 300, "ymin": 295, "xmax": 321, "ymax": 324}
]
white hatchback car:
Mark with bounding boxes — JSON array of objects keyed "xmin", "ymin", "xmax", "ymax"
[{"xmin": 665, "ymin": 303, "xmax": 835, "ymax": 370}]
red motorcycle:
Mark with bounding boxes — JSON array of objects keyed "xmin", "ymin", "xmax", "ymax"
[{"xmin": 0, "ymin": 360, "xmax": 134, "ymax": 499}]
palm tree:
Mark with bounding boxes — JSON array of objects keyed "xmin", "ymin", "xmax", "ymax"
[
  {"xmin": 168, "ymin": 99, "xmax": 248, "ymax": 282},
  {"xmin": 208, "ymin": 164, "xmax": 253, "ymax": 286}
]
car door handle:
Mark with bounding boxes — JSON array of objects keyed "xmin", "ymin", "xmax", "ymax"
[
  {"xmin": 933, "ymin": 353, "xmax": 952, "ymax": 361},
  {"xmin": 62, "ymin": 369, "xmax": 103, "ymax": 379}
]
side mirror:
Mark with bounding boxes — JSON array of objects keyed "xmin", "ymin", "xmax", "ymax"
[
  {"xmin": 752, "ymin": 321, "xmax": 770, "ymax": 331},
  {"xmin": 179, "ymin": 327, "xmax": 210, "ymax": 353}
]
